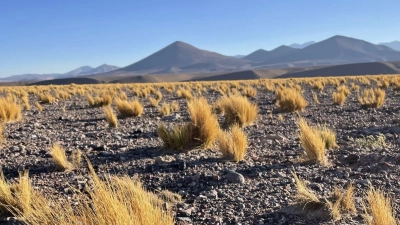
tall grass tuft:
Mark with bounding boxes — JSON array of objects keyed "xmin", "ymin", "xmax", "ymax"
[
  {"xmin": 216, "ymin": 95, "xmax": 258, "ymax": 127},
  {"xmin": 187, "ymin": 97, "xmax": 220, "ymax": 149},
  {"xmin": 358, "ymin": 88, "xmax": 385, "ymax": 108},
  {"xmin": 0, "ymin": 97, "xmax": 22, "ymax": 122},
  {"xmin": 297, "ymin": 118, "xmax": 327, "ymax": 165},
  {"xmin": 217, "ymin": 124, "xmax": 248, "ymax": 162},
  {"xmin": 115, "ymin": 98, "xmax": 144, "ymax": 117},
  {"xmin": 364, "ymin": 186, "xmax": 397, "ymax": 225},
  {"xmin": 103, "ymin": 106, "xmax": 118, "ymax": 128},
  {"xmin": 276, "ymin": 87, "xmax": 308, "ymax": 112}
]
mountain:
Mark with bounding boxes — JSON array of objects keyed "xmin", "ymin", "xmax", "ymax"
[
  {"xmin": 115, "ymin": 41, "xmax": 249, "ymax": 73},
  {"xmin": 64, "ymin": 66, "xmax": 94, "ymax": 76},
  {"xmin": 243, "ymin": 45, "xmax": 298, "ymax": 62},
  {"xmin": 379, "ymin": 41, "xmax": 400, "ymax": 51},
  {"xmin": 264, "ymin": 35, "xmax": 400, "ymax": 65},
  {"xmin": 232, "ymin": 55, "xmax": 245, "ymax": 58},
  {"xmin": 88, "ymin": 64, "xmax": 120, "ymax": 74},
  {"xmin": 289, "ymin": 41, "xmax": 316, "ymax": 49},
  {"xmin": 1, "ymin": 64, "xmax": 119, "ymax": 82}
]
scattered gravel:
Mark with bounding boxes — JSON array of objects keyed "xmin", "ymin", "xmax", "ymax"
[{"xmin": 1, "ymin": 81, "xmax": 400, "ymax": 224}]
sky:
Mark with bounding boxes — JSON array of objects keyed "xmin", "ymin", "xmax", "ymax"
[{"xmin": 1, "ymin": 0, "xmax": 400, "ymax": 77}]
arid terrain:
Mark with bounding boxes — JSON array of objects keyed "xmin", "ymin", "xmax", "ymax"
[{"xmin": 0, "ymin": 75, "xmax": 399, "ymax": 225}]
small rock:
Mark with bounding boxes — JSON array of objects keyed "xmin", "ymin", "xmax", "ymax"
[{"xmin": 226, "ymin": 171, "xmax": 245, "ymax": 184}]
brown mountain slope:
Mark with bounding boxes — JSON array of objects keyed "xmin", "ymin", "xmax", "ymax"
[
  {"xmin": 267, "ymin": 35, "xmax": 400, "ymax": 65},
  {"xmin": 113, "ymin": 41, "xmax": 249, "ymax": 73},
  {"xmin": 243, "ymin": 45, "xmax": 298, "ymax": 62},
  {"xmin": 278, "ymin": 61, "xmax": 400, "ymax": 78}
]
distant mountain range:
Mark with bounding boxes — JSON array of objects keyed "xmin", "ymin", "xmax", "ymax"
[
  {"xmin": 3, "ymin": 35, "xmax": 400, "ymax": 82},
  {"xmin": 289, "ymin": 41, "xmax": 316, "ymax": 49},
  {"xmin": 379, "ymin": 41, "xmax": 400, "ymax": 51},
  {"xmin": 1, "ymin": 64, "xmax": 119, "ymax": 82}
]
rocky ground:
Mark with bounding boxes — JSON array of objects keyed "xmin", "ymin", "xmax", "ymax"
[{"xmin": 1, "ymin": 80, "xmax": 400, "ymax": 225}]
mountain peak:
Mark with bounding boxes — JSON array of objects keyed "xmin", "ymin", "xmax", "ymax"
[{"xmin": 119, "ymin": 41, "xmax": 248, "ymax": 72}]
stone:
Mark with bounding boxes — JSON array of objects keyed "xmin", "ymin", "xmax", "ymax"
[{"xmin": 226, "ymin": 171, "xmax": 245, "ymax": 184}]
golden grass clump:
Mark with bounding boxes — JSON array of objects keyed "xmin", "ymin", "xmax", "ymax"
[
  {"xmin": 35, "ymin": 102, "xmax": 43, "ymax": 112},
  {"xmin": 149, "ymin": 97, "xmax": 160, "ymax": 107},
  {"xmin": 297, "ymin": 118, "xmax": 327, "ymax": 165},
  {"xmin": 332, "ymin": 85, "xmax": 350, "ymax": 106},
  {"xmin": 313, "ymin": 92, "xmax": 320, "ymax": 104},
  {"xmin": 333, "ymin": 91, "xmax": 347, "ymax": 105},
  {"xmin": 364, "ymin": 187, "xmax": 397, "ymax": 225},
  {"xmin": 276, "ymin": 87, "xmax": 308, "ymax": 112},
  {"xmin": 351, "ymin": 83, "xmax": 360, "ymax": 92},
  {"xmin": 187, "ymin": 97, "xmax": 220, "ymax": 149},
  {"xmin": 176, "ymin": 89, "xmax": 193, "ymax": 100},
  {"xmin": 217, "ymin": 124, "xmax": 248, "ymax": 162},
  {"xmin": 318, "ymin": 125, "xmax": 338, "ymax": 149},
  {"xmin": 38, "ymin": 92, "xmax": 56, "ymax": 104},
  {"xmin": 158, "ymin": 97, "xmax": 219, "ymax": 150},
  {"xmin": 87, "ymin": 94, "xmax": 112, "ymax": 107},
  {"xmin": 0, "ymin": 97, "xmax": 22, "ymax": 122},
  {"xmin": 312, "ymin": 80, "xmax": 325, "ymax": 91},
  {"xmin": 241, "ymin": 86, "xmax": 257, "ymax": 98},
  {"xmin": 216, "ymin": 95, "xmax": 258, "ymax": 127},
  {"xmin": 170, "ymin": 101, "xmax": 179, "ymax": 112},
  {"xmin": 21, "ymin": 94, "xmax": 30, "ymax": 110},
  {"xmin": 340, "ymin": 184, "xmax": 356, "ymax": 214},
  {"xmin": 115, "ymin": 98, "xmax": 144, "ymax": 117},
  {"xmin": 0, "ymin": 170, "xmax": 33, "ymax": 216},
  {"xmin": 155, "ymin": 91, "xmax": 163, "ymax": 101},
  {"xmin": 157, "ymin": 123, "xmax": 192, "ymax": 150},
  {"xmin": 103, "ymin": 106, "xmax": 118, "ymax": 128},
  {"xmin": 291, "ymin": 171, "xmax": 321, "ymax": 207},
  {"xmin": 49, "ymin": 144, "xmax": 74, "ymax": 171},
  {"xmin": 358, "ymin": 88, "xmax": 385, "ymax": 108},
  {"xmin": 2, "ymin": 162, "xmax": 175, "ymax": 225},
  {"xmin": 158, "ymin": 103, "xmax": 171, "ymax": 117}
]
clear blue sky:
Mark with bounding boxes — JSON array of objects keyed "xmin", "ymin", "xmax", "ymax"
[{"xmin": 1, "ymin": 0, "xmax": 399, "ymax": 77}]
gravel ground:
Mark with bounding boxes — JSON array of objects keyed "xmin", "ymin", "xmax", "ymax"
[{"xmin": 1, "ymin": 80, "xmax": 400, "ymax": 225}]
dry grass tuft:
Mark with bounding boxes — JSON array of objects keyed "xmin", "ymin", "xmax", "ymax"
[
  {"xmin": 341, "ymin": 184, "xmax": 356, "ymax": 214},
  {"xmin": 364, "ymin": 186, "xmax": 397, "ymax": 225},
  {"xmin": 49, "ymin": 144, "xmax": 74, "ymax": 171},
  {"xmin": 38, "ymin": 92, "xmax": 55, "ymax": 104},
  {"xmin": 21, "ymin": 94, "xmax": 30, "ymax": 110},
  {"xmin": 103, "ymin": 106, "xmax": 118, "ymax": 128},
  {"xmin": 358, "ymin": 88, "xmax": 385, "ymax": 108},
  {"xmin": 35, "ymin": 102, "xmax": 43, "ymax": 112},
  {"xmin": 158, "ymin": 103, "xmax": 171, "ymax": 117},
  {"xmin": 297, "ymin": 118, "xmax": 327, "ymax": 165},
  {"xmin": 217, "ymin": 124, "xmax": 248, "ymax": 162},
  {"xmin": 313, "ymin": 92, "xmax": 320, "ymax": 104},
  {"xmin": 216, "ymin": 95, "xmax": 258, "ymax": 127},
  {"xmin": 149, "ymin": 97, "xmax": 160, "ymax": 107},
  {"xmin": 187, "ymin": 97, "xmax": 220, "ymax": 149},
  {"xmin": 115, "ymin": 98, "xmax": 144, "ymax": 117},
  {"xmin": 291, "ymin": 171, "xmax": 321, "ymax": 208},
  {"xmin": 158, "ymin": 97, "xmax": 219, "ymax": 150},
  {"xmin": 242, "ymin": 86, "xmax": 257, "ymax": 98},
  {"xmin": 157, "ymin": 123, "xmax": 192, "ymax": 151},
  {"xmin": 319, "ymin": 125, "xmax": 338, "ymax": 150},
  {"xmin": 170, "ymin": 101, "xmax": 179, "ymax": 112},
  {"xmin": 0, "ymin": 98, "xmax": 22, "ymax": 122},
  {"xmin": 87, "ymin": 94, "xmax": 112, "ymax": 107},
  {"xmin": 276, "ymin": 87, "xmax": 308, "ymax": 112},
  {"xmin": 0, "ymin": 170, "xmax": 32, "ymax": 216},
  {"xmin": 176, "ymin": 89, "xmax": 193, "ymax": 100},
  {"xmin": 2, "ymin": 161, "xmax": 175, "ymax": 225},
  {"xmin": 333, "ymin": 85, "xmax": 351, "ymax": 105}
]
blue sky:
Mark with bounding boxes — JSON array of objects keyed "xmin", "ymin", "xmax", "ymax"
[{"xmin": 1, "ymin": 0, "xmax": 399, "ymax": 77}]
